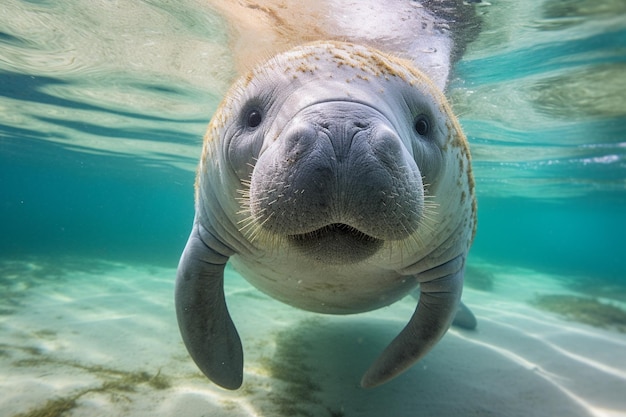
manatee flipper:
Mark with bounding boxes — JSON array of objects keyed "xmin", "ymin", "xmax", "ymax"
[
  {"xmin": 452, "ymin": 300, "xmax": 477, "ymax": 330},
  {"xmin": 410, "ymin": 287, "xmax": 477, "ymax": 330},
  {"xmin": 361, "ymin": 255, "xmax": 465, "ymax": 388},
  {"xmin": 175, "ymin": 223, "xmax": 242, "ymax": 390}
]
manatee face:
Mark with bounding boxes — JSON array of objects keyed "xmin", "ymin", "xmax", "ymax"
[
  {"xmin": 249, "ymin": 101, "xmax": 423, "ymax": 264},
  {"xmin": 219, "ymin": 43, "xmax": 453, "ymax": 264}
]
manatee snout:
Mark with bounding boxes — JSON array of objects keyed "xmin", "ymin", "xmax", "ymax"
[{"xmin": 249, "ymin": 102, "xmax": 424, "ymax": 260}]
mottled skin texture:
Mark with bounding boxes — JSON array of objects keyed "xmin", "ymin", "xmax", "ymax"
[{"xmin": 176, "ymin": 40, "xmax": 476, "ymax": 389}]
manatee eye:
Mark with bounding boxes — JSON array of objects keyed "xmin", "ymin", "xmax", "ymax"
[
  {"xmin": 246, "ymin": 109, "xmax": 263, "ymax": 129},
  {"xmin": 414, "ymin": 115, "xmax": 430, "ymax": 136}
]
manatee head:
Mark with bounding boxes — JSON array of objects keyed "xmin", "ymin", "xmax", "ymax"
[{"xmin": 199, "ymin": 41, "xmax": 470, "ymax": 264}]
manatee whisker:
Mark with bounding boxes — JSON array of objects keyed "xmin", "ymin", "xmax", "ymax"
[
  {"xmin": 237, "ymin": 211, "xmax": 263, "ymax": 225},
  {"xmin": 257, "ymin": 211, "xmax": 275, "ymax": 228}
]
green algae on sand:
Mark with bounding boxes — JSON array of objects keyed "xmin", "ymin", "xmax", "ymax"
[{"xmin": 532, "ymin": 294, "xmax": 626, "ymax": 332}]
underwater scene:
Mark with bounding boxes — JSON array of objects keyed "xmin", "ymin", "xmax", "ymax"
[{"xmin": 1, "ymin": 1, "xmax": 625, "ymax": 416}]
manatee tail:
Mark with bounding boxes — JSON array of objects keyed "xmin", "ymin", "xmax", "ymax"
[
  {"xmin": 360, "ymin": 255, "xmax": 465, "ymax": 388},
  {"xmin": 175, "ymin": 223, "xmax": 243, "ymax": 390}
]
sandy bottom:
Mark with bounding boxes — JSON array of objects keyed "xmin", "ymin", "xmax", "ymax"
[{"xmin": 0, "ymin": 257, "xmax": 625, "ymax": 417}]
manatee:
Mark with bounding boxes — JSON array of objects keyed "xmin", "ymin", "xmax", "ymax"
[{"xmin": 176, "ymin": 1, "xmax": 479, "ymax": 390}]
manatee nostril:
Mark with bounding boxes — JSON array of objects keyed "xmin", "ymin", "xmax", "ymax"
[
  {"xmin": 354, "ymin": 120, "xmax": 368, "ymax": 129},
  {"xmin": 282, "ymin": 123, "xmax": 319, "ymax": 159},
  {"xmin": 366, "ymin": 126, "xmax": 407, "ymax": 170}
]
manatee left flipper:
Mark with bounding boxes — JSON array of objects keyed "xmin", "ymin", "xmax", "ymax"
[
  {"xmin": 452, "ymin": 300, "xmax": 477, "ymax": 330},
  {"xmin": 175, "ymin": 223, "xmax": 242, "ymax": 390}
]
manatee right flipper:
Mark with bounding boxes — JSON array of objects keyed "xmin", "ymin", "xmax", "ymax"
[
  {"xmin": 175, "ymin": 223, "xmax": 242, "ymax": 390},
  {"xmin": 410, "ymin": 288, "xmax": 477, "ymax": 330},
  {"xmin": 361, "ymin": 256, "xmax": 465, "ymax": 388}
]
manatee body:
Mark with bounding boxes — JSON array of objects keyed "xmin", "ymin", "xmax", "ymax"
[{"xmin": 176, "ymin": 2, "xmax": 478, "ymax": 390}]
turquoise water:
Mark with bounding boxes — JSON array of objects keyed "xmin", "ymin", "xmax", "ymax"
[
  {"xmin": 1, "ymin": 1, "xmax": 624, "ymax": 279},
  {"xmin": 1, "ymin": 1, "xmax": 626, "ymax": 416}
]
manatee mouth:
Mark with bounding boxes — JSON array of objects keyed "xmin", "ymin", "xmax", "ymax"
[{"xmin": 287, "ymin": 223, "xmax": 383, "ymax": 264}]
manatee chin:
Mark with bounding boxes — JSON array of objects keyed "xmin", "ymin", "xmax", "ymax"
[{"xmin": 288, "ymin": 223, "xmax": 384, "ymax": 264}]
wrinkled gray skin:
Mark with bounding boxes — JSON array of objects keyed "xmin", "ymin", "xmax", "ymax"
[{"xmin": 176, "ymin": 5, "xmax": 478, "ymax": 390}]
